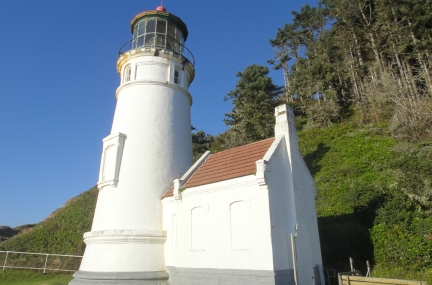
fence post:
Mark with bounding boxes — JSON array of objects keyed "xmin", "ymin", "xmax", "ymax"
[
  {"xmin": 43, "ymin": 254, "xmax": 49, "ymax": 273},
  {"xmin": 366, "ymin": 260, "xmax": 372, "ymax": 277},
  {"xmin": 3, "ymin": 251, "xmax": 9, "ymax": 270},
  {"xmin": 291, "ymin": 234, "xmax": 298, "ymax": 285}
]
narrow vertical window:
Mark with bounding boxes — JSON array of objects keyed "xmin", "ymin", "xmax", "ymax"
[
  {"xmin": 230, "ymin": 201, "xmax": 249, "ymax": 249},
  {"xmin": 191, "ymin": 207, "xmax": 205, "ymax": 250},
  {"xmin": 124, "ymin": 65, "xmax": 131, "ymax": 83},
  {"xmin": 174, "ymin": 69, "xmax": 179, "ymax": 84},
  {"xmin": 172, "ymin": 213, "xmax": 177, "ymax": 251}
]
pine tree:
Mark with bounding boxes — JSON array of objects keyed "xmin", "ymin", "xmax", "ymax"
[{"xmin": 223, "ymin": 64, "xmax": 283, "ymax": 147}]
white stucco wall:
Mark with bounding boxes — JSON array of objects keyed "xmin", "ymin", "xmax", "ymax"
[
  {"xmin": 268, "ymin": 105, "xmax": 324, "ymax": 285},
  {"xmin": 263, "ymin": 134, "xmax": 323, "ymax": 285},
  {"xmin": 79, "ymin": 50, "xmax": 194, "ymax": 273},
  {"xmin": 263, "ymin": 137, "xmax": 296, "ymax": 271},
  {"xmin": 162, "ymin": 106, "xmax": 324, "ymax": 285},
  {"xmin": 286, "ymin": 127, "xmax": 323, "ymax": 285},
  {"xmin": 162, "ymin": 175, "xmax": 275, "ymax": 271},
  {"xmin": 92, "ymin": 52, "xmax": 193, "ymax": 231}
]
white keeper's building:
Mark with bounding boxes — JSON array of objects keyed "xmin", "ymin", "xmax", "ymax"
[{"xmin": 70, "ymin": 6, "xmax": 324, "ymax": 285}]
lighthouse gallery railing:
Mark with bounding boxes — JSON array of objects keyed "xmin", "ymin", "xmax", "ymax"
[{"xmin": 118, "ymin": 35, "xmax": 195, "ymax": 67}]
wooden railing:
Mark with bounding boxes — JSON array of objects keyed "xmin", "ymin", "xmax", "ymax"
[{"xmin": 340, "ymin": 275, "xmax": 429, "ymax": 285}]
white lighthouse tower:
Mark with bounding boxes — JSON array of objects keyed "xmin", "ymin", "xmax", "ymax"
[{"xmin": 71, "ymin": 6, "xmax": 194, "ymax": 284}]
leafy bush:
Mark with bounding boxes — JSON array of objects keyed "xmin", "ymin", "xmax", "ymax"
[
  {"xmin": 299, "ymin": 123, "xmax": 432, "ymax": 276},
  {"xmin": 371, "ymin": 218, "xmax": 432, "ymax": 271}
]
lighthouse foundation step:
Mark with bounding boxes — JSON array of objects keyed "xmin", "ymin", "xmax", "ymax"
[
  {"xmin": 69, "ymin": 270, "xmax": 169, "ymax": 285},
  {"xmin": 166, "ymin": 267, "xmax": 295, "ymax": 285}
]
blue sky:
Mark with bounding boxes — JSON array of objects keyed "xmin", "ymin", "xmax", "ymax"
[{"xmin": 0, "ymin": 0, "xmax": 317, "ymax": 227}]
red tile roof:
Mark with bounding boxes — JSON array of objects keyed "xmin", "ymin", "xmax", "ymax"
[
  {"xmin": 162, "ymin": 138, "xmax": 274, "ymax": 198},
  {"xmin": 162, "ymin": 185, "xmax": 175, "ymax": 198}
]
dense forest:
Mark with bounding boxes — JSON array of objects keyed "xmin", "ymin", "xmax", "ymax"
[{"xmin": 1, "ymin": 0, "xmax": 431, "ymax": 282}]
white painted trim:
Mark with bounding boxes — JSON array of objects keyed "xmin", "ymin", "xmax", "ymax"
[
  {"xmin": 136, "ymin": 61, "xmax": 168, "ymax": 67},
  {"xmin": 84, "ymin": 229, "xmax": 166, "ymax": 238},
  {"xmin": 181, "ymin": 176, "xmax": 258, "ymax": 197},
  {"xmin": 255, "ymin": 135, "xmax": 283, "ymax": 186},
  {"xmin": 115, "ymin": 80, "xmax": 192, "ymax": 105},
  {"xmin": 84, "ymin": 235, "xmax": 166, "ymax": 245},
  {"xmin": 83, "ymin": 229, "xmax": 167, "ymax": 245},
  {"xmin": 182, "ymin": 151, "xmax": 211, "ymax": 182},
  {"xmin": 168, "ymin": 151, "xmax": 211, "ymax": 200},
  {"xmin": 97, "ymin": 132, "xmax": 126, "ymax": 190},
  {"xmin": 189, "ymin": 201, "xmax": 209, "ymax": 214},
  {"xmin": 263, "ymin": 135, "xmax": 284, "ymax": 162},
  {"xmin": 116, "ymin": 48, "xmax": 195, "ymax": 84},
  {"xmin": 226, "ymin": 195, "xmax": 251, "ymax": 210}
]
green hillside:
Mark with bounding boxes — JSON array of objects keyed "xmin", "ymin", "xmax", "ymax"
[
  {"xmin": 1, "ymin": 124, "xmax": 431, "ymax": 282},
  {"xmin": 298, "ymin": 123, "xmax": 432, "ymax": 282},
  {"xmin": 0, "ymin": 187, "xmax": 97, "ymax": 255}
]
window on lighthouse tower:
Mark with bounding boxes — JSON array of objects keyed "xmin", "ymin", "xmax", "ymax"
[
  {"xmin": 124, "ymin": 65, "xmax": 131, "ymax": 83},
  {"xmin": 174, "ymin": 69, "xmax": 180, "ymax": 84}
]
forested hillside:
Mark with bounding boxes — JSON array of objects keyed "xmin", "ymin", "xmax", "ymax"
[
  {"xmin": 268, "ymin": 0, "xmax": 432, "ymax": 142},
  {"xmin": 1, "ymin": 0, "xmax": 431, "ymax": 282}
]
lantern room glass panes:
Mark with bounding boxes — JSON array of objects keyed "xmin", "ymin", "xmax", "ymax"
[
  {"xmin": 168, "ymin": 23, "xmax": 175, "ymax": 39},
  {"xmin": 156, "ymin": 20, "xmax": 166, "ymax": 34},
  {"xmin": 132, "ymin": 18, "xmax": 184, "ymax": 54},
  {"xmin": 146, "ymin": 20, "xmax": 156, "ymax": 33}
]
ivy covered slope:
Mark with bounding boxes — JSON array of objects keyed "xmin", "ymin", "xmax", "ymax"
[
  {"xmin": 298, "ymin": 123, "xmax": 432, "ymax": 281},
  {"xmin": 0, "ymin": 187, "xmax": 98, "ymax": 255}
]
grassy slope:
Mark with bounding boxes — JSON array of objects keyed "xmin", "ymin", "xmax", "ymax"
[
  {"xmin": 298, "ymin": 123, "xmax": 431, "ymax": 283},
  {"xmin": 0, "ymin": 186, "xmax": 98, "ymax": 255},
  {"xmin": 299, "ymin": 124, "xmax": 394, "ymax": 270},
  {"xmin": 0, "ymin": 270, "xmax": 72, "ymax": 285},
  {"xmin": 1, "ymin": 124, "xmax": 430, "ymax": 283}
]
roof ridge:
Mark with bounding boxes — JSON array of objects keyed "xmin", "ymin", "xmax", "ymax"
[
  {"xmin": 162, "ymin": 137, "xmax": 275, "ymax": 198},
  {"xmin": 211, "ymin": 137, "xmax": 275, "ymax": 155}
]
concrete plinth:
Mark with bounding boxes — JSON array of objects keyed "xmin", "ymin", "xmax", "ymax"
[
  {"xmin": 70, "ymin": 271, "xmax": 169, "ymax": 285},
  {"xmin": 166, "ymin": 267, "xmax": 295, "ymax": 285}
]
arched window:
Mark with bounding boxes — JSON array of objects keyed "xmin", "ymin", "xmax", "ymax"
[
  {"xmin": 191, "ymin": 206, "xmax": 205, "ymax": 250},
  {"xmin": 230, "ymin": 201, "xmax": 249, "ymax": 249},
  {"xmin": 123, "ymin": 65, "xmax": 131, "ymax": 83},
  {"xmin": 174, "ymin": 68, "xmax": 181, "ymax": 85},
  {"xmin": 172, "ymin": 213, "xmax": 177, "ymax": 251}
]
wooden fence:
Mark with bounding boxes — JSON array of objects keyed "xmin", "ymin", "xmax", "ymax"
[{"xmin": 340, "ymin": 275, "xmax": 429, "ymax": 285}]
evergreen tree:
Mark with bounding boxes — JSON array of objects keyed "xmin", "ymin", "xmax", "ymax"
[
  {"xmin": 270, "ymin": 0, "xmax": 432, "ymax": 137},
  {"xmin": 191, "ymin": 130, "xmax": 212, "ymax": 161},
  {"xmin": 223, "ymin": 64, "xmax": 283, "ymax": 147}
]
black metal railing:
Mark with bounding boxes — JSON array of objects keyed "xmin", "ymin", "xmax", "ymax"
[{"xmin": 118, "ymin": 35, "xmax": 195, "ymax": 67}]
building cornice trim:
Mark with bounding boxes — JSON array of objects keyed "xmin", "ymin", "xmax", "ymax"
[
  {"xmin": 256, "ymin": 135, "xmax": 284, "ymax": 187},
  {"xmin": 83, "ymin": 229, "xmax": 167, "ymax": 245},
  {"xmin": 180, "ymin": 177, "xmax": 258, "ymax": 198},
  {"xmin": 115, "ymin": 80, "xmax": 192, "ymax": 105},
  {"xmin": 171, "ymin": 151, "xmax": 211, "ymax": 200}
]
